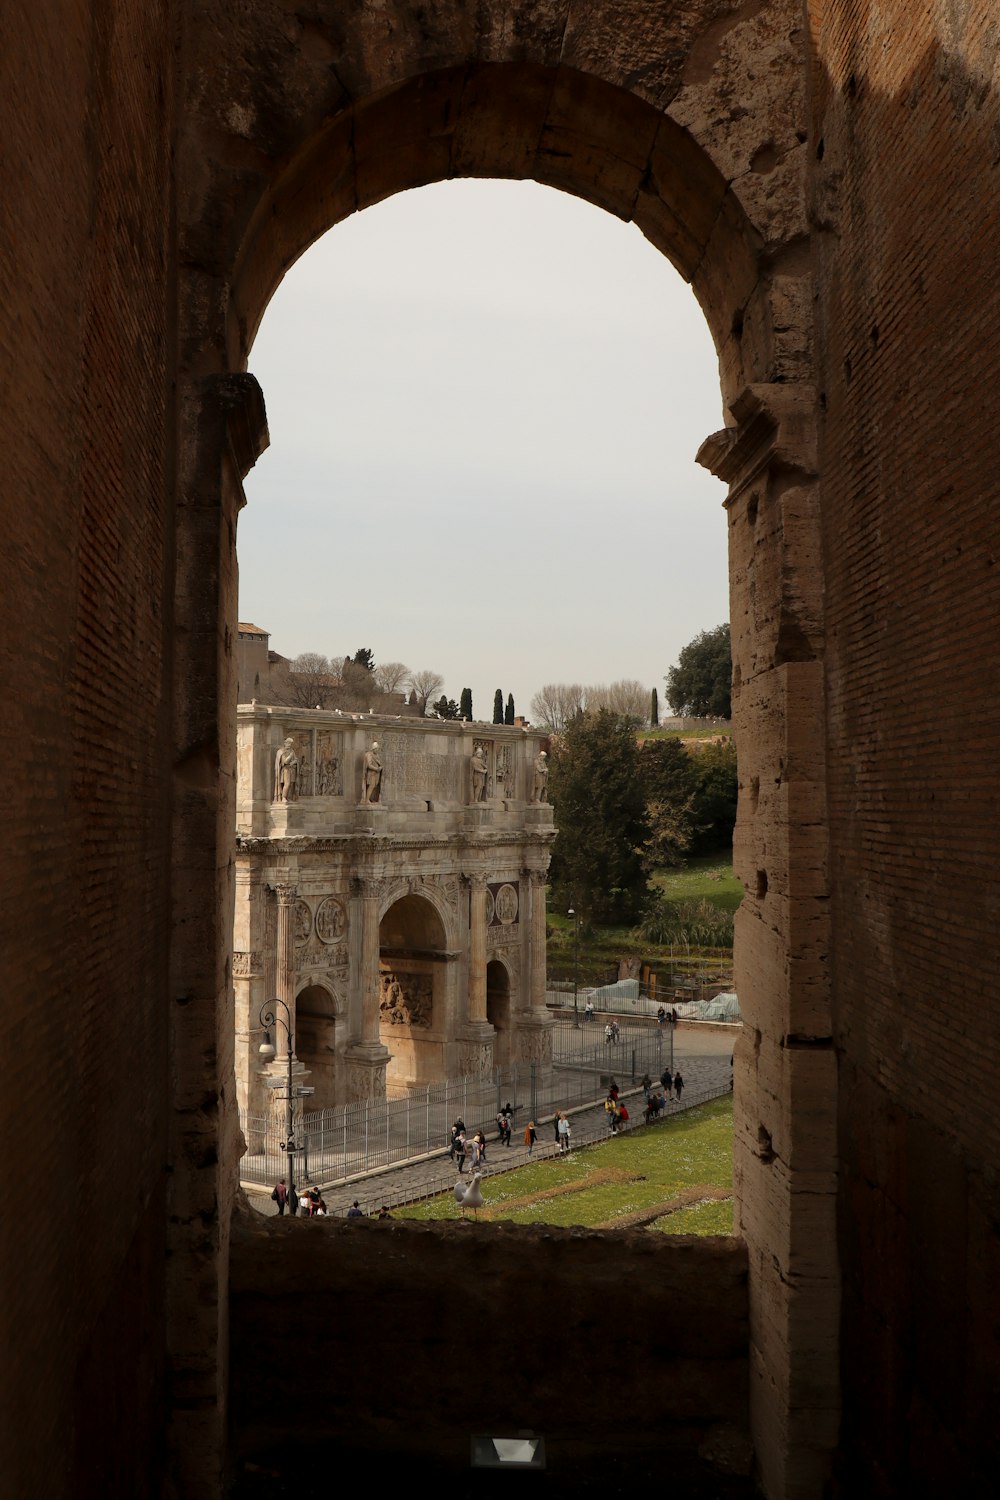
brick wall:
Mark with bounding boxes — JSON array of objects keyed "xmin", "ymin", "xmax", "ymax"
[
  {"xmin": 812, "ymin": 3, "xmax": 1000, "ymax": 1491},
  {"xmin": 229, "ymin": 1208, "xmax": 750, "ymax": 1496},
  {"xmin": 0, "ymin": 3, "xmax": 176, "ymax": 1494}
]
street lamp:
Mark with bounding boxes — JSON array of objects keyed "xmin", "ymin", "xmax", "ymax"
[
  {"xmin": 568, "ymin": 907, "xmax": 581, "ymax": 1028},
  {"xmin": 259, "ymin": 999, "xmax": 296, "ymax": 1200}
]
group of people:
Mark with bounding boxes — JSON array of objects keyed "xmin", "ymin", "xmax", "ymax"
[
  {"xmin": 603, "ymin": 1020, "xmax": 621, "ymax": 1045},
  {"xmin": 656, "ymin": 1005, "xmax": 680, "ymax": 1026},
  {"xmin": 270, "ymin": 1180, "xmax": 330, "ymax": 1217},
  {"xmin": 603, "ymin": 1079, "xmax": 630, "ymax": 1134},
  {"xmin": 448, "ymin": 1117, "xmax": 491, "ymax": 1173}
]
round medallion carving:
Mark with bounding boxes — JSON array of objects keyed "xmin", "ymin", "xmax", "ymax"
[
  {"xmin": 315, "ymin": 896, "xmax": 347, "ymax": 943},
  {"xmin": 495, "ymin": 883, "xmax": 518, "ymax": 924}
]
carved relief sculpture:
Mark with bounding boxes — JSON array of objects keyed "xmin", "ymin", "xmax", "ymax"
[
  {"xmin": 530, "ymin": 749, "xmax": 548, "ymax": 803},
  {"xmin": 379, "ymin": 971, "xmax": 433, "ymax": 1028},
  {"xmin": 361, "ymin": 740, "xmax": 383, "ymax": 803},
  {"xmin": 495, "ymin": 742, "xmax": 513, "ymax": 798},
  {"xmin": 292, "ymin": 899, "xmax": 312, "ymax": 945},
  {"xmin": 273, "ymin": 736, "xmax": 299, "ymax": 801},
  {"xmin": 315, "ymin": 731, "xmax": 343, "ymax": 796}
]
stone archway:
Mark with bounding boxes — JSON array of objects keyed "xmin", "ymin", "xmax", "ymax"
[
  {"xmin": 378, "ymin": 894, "xmax": 450, "ymax": 1095},
  {"xmin": 174, "ymin": 10, "xmax": 833, "ymax": 1495},
  {"xmin": 486, "ymin": 959, "xmax": 513, "ymax": 1068},
  {"xmin": 295, "ymin": 983, "xmax": 338, "ymax": 1112}
]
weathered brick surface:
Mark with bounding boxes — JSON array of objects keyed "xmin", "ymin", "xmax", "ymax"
[
  {"xmin": 0, "ymin": 3, "xmax": 175, "ymax": 1496},
  {"xmin": 229, "ymin": 1207, "xmax": 750, "ymax": 1494},
  {"xmin": 812, "ymin": 1, "xmax": 1000, "ymax": 1492}
]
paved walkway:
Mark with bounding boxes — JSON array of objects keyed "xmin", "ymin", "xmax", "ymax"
[{"xmin": 248, "ymin": 1051, "xmax": 732, "ymax": 1219}]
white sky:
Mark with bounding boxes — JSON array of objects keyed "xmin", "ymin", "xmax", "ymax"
[{"xmin": 239, "ymin": 178, "xmax": 729, "ymax": 720}]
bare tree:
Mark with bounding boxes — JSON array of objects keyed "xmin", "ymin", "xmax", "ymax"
[
  {"xmin": 587, "ymin": 679, "xmax": 648, "ymax": 723},
  {"xmin": 407, "ymin": 668, "xmax": 445, "ymax": 714},
  {"xmin": 373, "ymin": 661, "xmax": 410, "ymax": 694},
  {"xmin": 284, "ymin": 652, "xmax": 338, "ymax": 708},
  {"xmin": 529, "ymin": 683, "xmax": 587, "ymax": 732}
]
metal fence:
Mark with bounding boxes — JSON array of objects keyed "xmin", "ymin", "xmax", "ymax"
[
  {"xmin": 239, "ymin": 1030, "xmax": 699, "ymax": 1190},
  {"xmin": 552, "ymin": 1013, "xmax": 682, "ymax": 1078}
]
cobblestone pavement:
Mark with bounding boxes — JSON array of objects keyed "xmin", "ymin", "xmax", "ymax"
[{"xmin": 248, "ymin": 1050, "xmax": 732, "ymax": 1219}]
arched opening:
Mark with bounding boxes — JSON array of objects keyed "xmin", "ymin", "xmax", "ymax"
[
  {"xmin": 378, "ymin": 894, "xmax": 450, "ymax": 1095},
  {"xmin": 175, "ymin": 31, "xmax": 832, "ymax": 1496},
  {"xmin": 295, "ymin": 983, "xmax": 338, "ymax": 1112},
  {"xmin": 486, "ymin": 959, "xmax": 512, "ymax": 1067}
]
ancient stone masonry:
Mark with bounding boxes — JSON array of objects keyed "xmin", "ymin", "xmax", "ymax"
[
  {"xmin": 8, "ymin": 4, "xmax": 1000, "ymax": 1500},
  {"xmin": 234, "ymin": 707, "xmax": 554, "ymax": 1111}
]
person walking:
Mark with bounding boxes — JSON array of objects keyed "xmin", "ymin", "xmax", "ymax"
[
  {"xmin": 454, "ymin": 1130, "xmax": 468, "ymax": 1173},
  {"xmin": 270, "ymin": 1178, "xmax": 288, "ymax": 1216},
  {"xmin": 557, "ymin": 1113, "xmax": 572, "ymax": 1153},
  {"xmin": 604, "ymin": 1096, "xmax": 618, "ymax": 1134},
  {"xmin": 673, "ymin": 1071, "xmax": 684, "ymax": 1102},
  {"xmin": 347, "ymin": 1199, "xmax": 364, "ymax": 1218},
  {"xmin": 660, "ymin": 1067, "xmax": 673, "ymax": 1100},
  {"xmin": 287, "ymin": 1183, "xmax": 299, "ymax": 1218},
  {"xmin": 524, "ymin": 1121, "xmax": 537, "ymax": 1156},
  {"xmin": 641, "ymin": 1073, "xmax": 652, "ymax": 1101}
]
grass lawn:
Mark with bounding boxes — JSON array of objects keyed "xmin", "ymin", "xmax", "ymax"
[
  {"xmin": 397, "ymin": 1096, "xmax": 733, "ymax": 1235},
  {"xmin": 650, "ymin": 853, "xmax": 743, "ymax": 914}
]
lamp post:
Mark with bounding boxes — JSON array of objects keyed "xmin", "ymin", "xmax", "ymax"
[
  {"xmin": 259, "ymin": 999, "xmax": 296, "ymax": 1198},
  {"xmin": 568, "ymin": 907, "xmax": 581, "ymax": 1028}
]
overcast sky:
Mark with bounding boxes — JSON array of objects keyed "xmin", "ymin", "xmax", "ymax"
[{"xmin": 238, "ymin": 178, "xmax": 729, "ymax": 720}]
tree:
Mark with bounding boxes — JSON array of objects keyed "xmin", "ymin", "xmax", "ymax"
[
  {"xmin": 547, "ymin": 710, "xmax": 651, "ymax": 923},
  {"xmin": 505, "ymin": 692, "xmax": 515, "ymax": 724},
  {"xmin": 492, "ymin": 689, "xmax": 504, "ymax": 725},
  {"xmin": 640, "ymin": 737, "xmax": 697, "ymax": 869},
  {"xmin": 286, "ymin": 652, "xmax": 336, "ymax": 708},
  {"xmin": 373, "ymin": 661, "xmax": 409, "ymax": 694},
  {"xmin": 352, "ymin": 647, "xmax": 375, "ymax": 673},
  {"xmin": 459, "ymin": 687, "xmax": 473, "ymax": 721},
  {"xmin": 665, "ymin": 623, "xmax": 732, "ymax": 718},
  {"xmin": 433, "ymin": 695, "xmax": 461, "ymax": 720},
  {"xmin": 529, "ymin": 683, "xmax": 587, "ymax": 732},
  {"xmin": 650, "ymin": 686, "xmax": 659, "ymax": 727},
  {"xmin": 407, "ymin": 668, "xmax": 445, "ymax": 714},
  {"xmin": 587, "ymin": 679, "xmax": 649, "ymax": 723},
  {"xmin": 687, "ymin": 738, "xmax": 738, "ymax": 854}
]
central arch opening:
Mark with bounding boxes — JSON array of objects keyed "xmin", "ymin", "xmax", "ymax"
[{"xmin": 378, "ymin": 893, "xmax": 450, "ymax": 1095}]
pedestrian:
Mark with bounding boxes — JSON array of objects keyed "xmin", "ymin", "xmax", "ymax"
[
  {"xmin": 377, "ymin": 1206, "xmax": 392, "ymax": 1220},
  {"xmin": 306, "ymin": 1186, "xmax": 322, "ymax": 1216},
  {"xmin": 287, "ymin": 1183, "xmax": 299, "ymax": 1217},
  {"xmin": 618, "ymin": 1103, "xmax": 630, "ymax": 1130},
  {"xmin": 347, "ymin": 1199, "xmax": 364, "ymax": 1218},
  {"xmin": 584, "ymin": 999, "xmax": 594, "ymax": 1022},
  {"xmin": 524, "ymin": 1121, "xmax": 537, "ymax": 1156},
  {"xmin": 604, "ymin": 1096, "xmax": 617, "ymax": 1133},
  {"xmin": 660, "ymin": 1067, "xmax": 673, "ymax": 1099},
  {"xmin": 557, "ymin": 1113, "xmax": 572, "ymax": 1153},
  {"xmin": 270, "ymin": 1177, "xmax": 288, "ymax": 1216},
  {"xmin": 608, "ymin": 1077, "xmax": 619, "ymax": 1102},
  {"xmin": 553, "ymin": 1113, "xmax": 561, "ymax": 1143},
  {"xmin": 449, "ymin": 1117, "xmax": 466, "ymax": 1159},
  {"xmin": 673, "ymin": 1071, "xmax": 684, "ymax": 1102},
  {"xmin": 454, "ymin": 1131, "xmax": 468, "ymax": 1173},
  {"xmin": 475, "ymin": 1129, "xmax": 487, "ymax": 1164},
  {"xmin": 641, "ymin": 1073, "xmax": 652, "ymax": 1100},
  {"xmin": 657, "ymin": 1005, "xmax": 666, "ymax": 1025},
  {"xmin": 604, "ymin": 1022, "xmax": 614, "ymax": 1046}
]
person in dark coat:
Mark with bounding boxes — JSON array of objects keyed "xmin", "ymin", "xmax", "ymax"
[
  {"xmin": 271, "ymin": 1178, "xmax": 288, "ymax": 1216},
  {"xmin": 660, "ymin": 1068, "xmax": 673, "ymax": 1099},
  {"xmin": 673, "ymin": 1071, "xmax": 684, "ymax": 1101}
]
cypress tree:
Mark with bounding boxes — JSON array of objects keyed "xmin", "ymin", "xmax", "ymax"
[
  {"xmin": 505, "ymin": 693, "xmax": 515, "ymax": 724},
  {"xmin": 493, "ymin": 689, "xmax": 504, "ymax": 724},
  {"xmin": 650, "ymin": 686, "xmax": 659, "ymax": 727},
  {"xmin": 459, "ymin": 687, "xmax": 473, "ymax": 721}
]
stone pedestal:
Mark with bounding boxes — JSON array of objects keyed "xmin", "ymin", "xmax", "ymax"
[
  {"xmin": 463, "ymin": 805, "xmax": 494, "ymax": 833},
  {"xmin": 354, "ymin": 805, "xmax": 388, "ymax": 835},
  {"xmin": 456, "ymin": 1021, "xmax": 495, "ymax": 1078},
  {"xmin": 514, "ymin": 1011, "xmax": 554, "ymax": 1066},
  {"xmin": 344, "ymin": 1041, "xmax": 390, "ymax": 1101},
  {"xmin": 524, "ymin": 804, "xmax": 554, "ymax": 830}
]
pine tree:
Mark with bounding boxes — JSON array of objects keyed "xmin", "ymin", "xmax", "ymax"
[
  {"xmin": 650, "ymin": 686, "xmax": 659, "ymax": 727},
  {"xmin": 493, "ymin": 689, "xmax": 504, "ymax": 724},
  {"xmin": 505, "ymin": 693, "xmax": 515, "ymax": 724},
  {"xmin": 459, "ymin": 687, "xmax": 473, "ymax": 721}
]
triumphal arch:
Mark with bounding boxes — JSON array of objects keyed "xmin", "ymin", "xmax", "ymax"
[{"xmin": 233, "ymin": 707, "xmax": 554, "ymax": 1112}]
